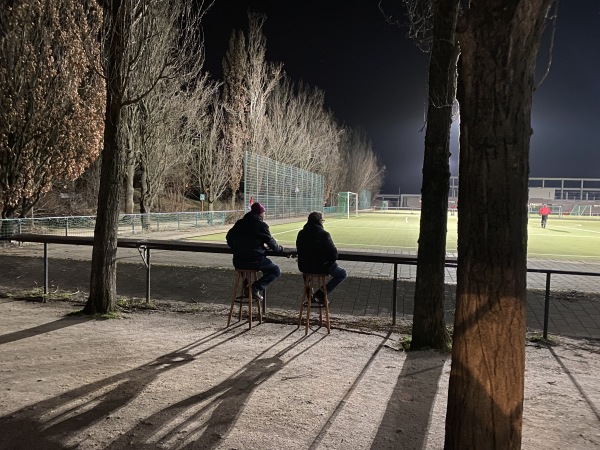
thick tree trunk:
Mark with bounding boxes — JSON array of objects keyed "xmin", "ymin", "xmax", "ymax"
[
  {"xmin": 411, "ymin": 0, "xmax": 460, "ymax": 350},
  {"xmin": 84, "ymin": 0, "xmax": 124, "ymax": 315},
  {"xmin": 444, "ymin": 1, "xmax": 553, "ymax": 448},
  {"xmin": 85, "ymin": 91, "xmax": 122, "ymax": 314}
]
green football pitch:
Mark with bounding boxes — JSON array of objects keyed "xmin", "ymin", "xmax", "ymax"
[{"xmin": 196, "ymin": 211, "xmax": 600, "ymax": 261}]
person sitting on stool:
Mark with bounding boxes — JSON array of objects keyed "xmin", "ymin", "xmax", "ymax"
[
  {"xmin": 226, "ymin": 202, "xmax": 283, "ymax": 301},
  {"xmin": 296, "ymin": 211, "xmax": 347, "ymax": 305}
]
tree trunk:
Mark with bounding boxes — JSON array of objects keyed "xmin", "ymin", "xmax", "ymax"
[
  {"xmin": 411, "ymin": 0, "xmax": 459, "ymax": 350},
  {"xmin": 444, "ymin": 1, "xmax": 553, "ymax": 448},
  {"xmin": 139, "ymin": 161, "xmax": 151, "ymax": 230},
  {"xmin": 84, "ymin": 0, "xmax": 124, "ymax": 315},
  {"xmin": 125, "ymin": 145, "xmax": 135, "ymax": 214}
]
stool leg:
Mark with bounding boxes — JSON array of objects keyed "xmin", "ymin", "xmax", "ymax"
[
  {"xmin": 228, "ymin": 271, "xmax": 241, "ymax": 327},
  {"xmin": 246, "ymin": 271, "xmax": 253, "ymax": 329},
  {"xmin": 297, "ymin": 284, "xmax": 306, "ymax": 330},
  {"xmin": 254, "ymin": 272, "xmax": 263, "ymax": 324},
  {"xmin": 238, "ymin": 271, "xmax": 245, "ymax": 323},
  {"xmin": 322, "ymin": 279, "xmax": 331, "ymax": 334},
  {"xmin": 305, "ymin": 276, "xmax": 312, "ymax": 335},
  {"xmin": 317, "ymin": 276, "xmax": 324, "ymax": 328}
]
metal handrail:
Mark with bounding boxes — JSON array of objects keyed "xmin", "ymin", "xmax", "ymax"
[{"xmin": 4, "ymin": 234, "xmax": 599, "ymax": 338}]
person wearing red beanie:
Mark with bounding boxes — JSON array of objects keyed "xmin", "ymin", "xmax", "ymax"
[{"xmin": 226, "ymin": 202, "xmax": 283, "ymax": 300}]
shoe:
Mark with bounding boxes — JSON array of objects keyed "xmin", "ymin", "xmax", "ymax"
[
  {"xmin": 313, "ymin": 297, "xmax": 325, "ymax": 307},
  {"xmin": 251, "ymin": 289, "xmax": 264, "ymax": 301},
  {"xmin": 303, "ymin": 296, "xmax": 325, "ymax": 307}
]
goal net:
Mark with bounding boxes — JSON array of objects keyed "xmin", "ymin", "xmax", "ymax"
[{"xmin": 337, "ymin": 192, "xmax": 358, "ymax": 219}]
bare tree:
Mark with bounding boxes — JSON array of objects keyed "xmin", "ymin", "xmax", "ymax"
[
  {"xmin": 0, "ymin": 0, "xmax": 104, "ymax": 227},
  {"xmin": 185, "ymin": 81, "xmax": 231, "ymax": 211},
  {"xmin": 222, "ymin": 13, "xmax": 282, "ymax": 208},
  {"xmin": 85, "ymin": 0, "xmax": 211, "ymax": 314},
  {"xmin": 380, "ymin": 0, "xmax": 459, "ymax": 350},
  {"xmin": 264, "ymin": 75, "xmax": 341, "ymax": 171},
  {"xmin": 136, "ymin": 83, "xmax": 192, "ymax": 215},
  {"xmin": 445, "ymin": 1, "xmax": 554, "ymax": 447},
  {"xmin": 411, "ymin": 0, "xmax": 459, "ymax": 350},
  {"xmin": 335, "ymin": 127, "xmax": 385, "ymax": 196}
]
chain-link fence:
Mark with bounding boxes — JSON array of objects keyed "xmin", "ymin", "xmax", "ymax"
[
  {"xmin": 243, "ymin": 152, "xmax": 324, "ymax": 220},
  {"xmin": 0, "ymin": 211, "xmax": 233, "ymax": 238}
]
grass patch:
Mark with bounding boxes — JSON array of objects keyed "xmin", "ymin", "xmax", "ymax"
[
  {"xmin": 528, "ymin": 332, "xmax": 559, "ymax": 346},
  {"xmin": 194, "ymin": 212, "xmax": 600, "ymax": 261}
]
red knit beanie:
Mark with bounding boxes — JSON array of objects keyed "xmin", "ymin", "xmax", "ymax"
[{"xmin": 251, "ymin": 202, "xmax": 265, "ymax": 214}]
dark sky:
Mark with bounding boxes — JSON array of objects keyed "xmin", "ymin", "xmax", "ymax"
[{"xmin": 202, "ymin": 1, "xmax": 600, "ymax": 194}]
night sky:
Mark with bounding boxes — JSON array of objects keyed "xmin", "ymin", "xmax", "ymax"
[{"xmin": 202, "ymin": 1, "xmax": 600, "ymax": 195}]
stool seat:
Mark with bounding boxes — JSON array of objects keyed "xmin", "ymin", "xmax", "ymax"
[
  {"xmin": 227, "ymin": 269, "xmax": 262, "ymax": 329},
  {"xmin": 298, "ymin": 273, "xmax": 330, "ymax": 335}
]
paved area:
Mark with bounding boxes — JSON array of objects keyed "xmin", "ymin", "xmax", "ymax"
[{"xmin": 1, "ymin": 232, "xmax": 599, "ymax": 340}]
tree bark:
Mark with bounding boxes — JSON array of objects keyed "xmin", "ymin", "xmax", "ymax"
[
  {"xmin": 411, "ymin": 0, "xmax": 459, "ymax": 350},
  {"xmin": 84, "ymin": 0, "xmax": 124, "ymax": 315},
  {"xmin": 444, "ymin": 1, "xmax": 553, "ymax": 448}
]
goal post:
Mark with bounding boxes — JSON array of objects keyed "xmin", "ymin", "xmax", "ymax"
[{"xmin": 337, "ymin": 192, "xmax": 358, "ymax": 219}]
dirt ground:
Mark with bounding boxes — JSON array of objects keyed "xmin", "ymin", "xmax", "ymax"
[{"xmin": 0, "ymin": 297, "xmax": 599, "ymax": 450}]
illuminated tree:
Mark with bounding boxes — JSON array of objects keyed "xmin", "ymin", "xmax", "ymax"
[
  {"xmin": 222, "ymin": 13, "xmax": 282, "ymax": 208},
  {"xmin": 264, "ymin": 75, "xmax": 343, "ymax": 199},
  {"xmin": 445, "ymin": 1, "xmax": 554, "ymax": 447},
  {"xmin": 86, "ymin": 0, "xmax": 209, "ymax": 314},
  {"xmin": 335, "ymin": 127, "xmax": 385, "ymax": 196},
  {"xmin": 411, "ymin": 0, "xmax": 459, "ymax": 350},
  {"xmin": 183, "ymin": 79, "xmax": 231, "ymax": 212},
  {"xmin": 0, "ymin": 0, "xmax": 104, "ymax": 224}
]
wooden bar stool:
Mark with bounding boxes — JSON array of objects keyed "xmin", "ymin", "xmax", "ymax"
[
  {"xmin": 298, "ymin": 273, "xmax": 330, "ymax": 335},
  {"xmin": 227, "ymin": 269, "xmax": 262, "ymax": 329}
]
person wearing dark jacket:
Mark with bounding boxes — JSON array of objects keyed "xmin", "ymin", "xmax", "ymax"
[
  {"xmin": 296, "ymin": 211, "xmax": 347, "ymax": 305},
  {"xmin": 226, "ymin": 202, "xmax": 283, "ymax": 300}
]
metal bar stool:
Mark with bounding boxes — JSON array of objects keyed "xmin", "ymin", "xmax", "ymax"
[
  {"xmin": 227, "ymin": 269, "xmax": 262, "ymax": 329},
  {"xmin": 298, "ymin": 273, "xmax": 330, "ymax": 335}
]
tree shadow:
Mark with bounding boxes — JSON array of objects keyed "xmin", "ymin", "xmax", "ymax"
[
  {"xmin": 0, "ymin": 324, "xmax": 249, "ymax": 449},
  {"xmin": 369, "ymin": 350, "xmax": 449, "ymax": 449},
  {"xmin": 548, "ymin": 346, "xmax": 600, "ymax": 421},
  {"xmin": 0, "ymin": 316, "xmax": 88, "ymax": 346}
]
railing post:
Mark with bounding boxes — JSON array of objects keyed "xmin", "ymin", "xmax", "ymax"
[
  {"xmin": 146, "ymin": 248, "xmax": 151, "ymax": 304},
  {"xmin": 43, "ymin": 242, "xmax": 48, "ymax": 302},
  {"xmin": 543, "ymin": 272, "xmax": 551, "ymax": 339},
  {"xmin": 392, "ymin": 263, "xmax": 398, "ymax": 326},
  {"xmin": 65, "ymin": 218, "xmax": 69, "ymax": 236}
]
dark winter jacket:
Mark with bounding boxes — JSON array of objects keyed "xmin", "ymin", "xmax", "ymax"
[
  {"xmin": 226, "ymin": 212, "xmax": 282, "ymax": 265},
  {"xmin": 296, "ymin": 219, "xmax": 338, "ymax": 274}
]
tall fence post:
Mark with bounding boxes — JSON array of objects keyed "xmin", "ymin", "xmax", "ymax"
[{"xmin": 543, "ymin": 272, "xmax": 552, "ymax": 339}]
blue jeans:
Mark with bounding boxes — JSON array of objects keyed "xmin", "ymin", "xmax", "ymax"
[
  {"xmin": 309, "ymin": 264, "xmax": 347, "ymax": 301},
  {"xmin": 233, "ymin": 257, "xmax": 281, "ymax": 292}
]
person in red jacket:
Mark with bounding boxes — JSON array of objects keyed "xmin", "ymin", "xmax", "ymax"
[{"xmin": 539, "ymin": 204, "xmax": 551, "ymax": 228}]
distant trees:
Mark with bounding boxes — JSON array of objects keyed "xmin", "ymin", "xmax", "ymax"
[
  {"xmin": 222, "ymin": 14, "xmax": 384, "ymax": 202},
  {"xmin": 187, "ymin": 80, "xmax": 231, "ymax": 211},
  {"xmin": 335, "ymin": 128, "xmax": 385, "ymax": 196},
  {"xmin": 0, "ymin": 1, "xmax": 104, "ymax": 223},
  {"xmin": 222, "ymin": 13, "xmax": 283, "ymax": 208}
]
